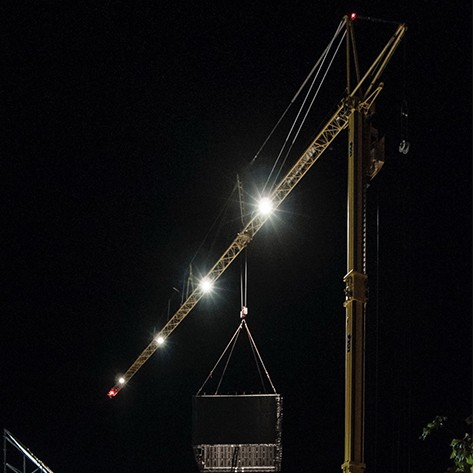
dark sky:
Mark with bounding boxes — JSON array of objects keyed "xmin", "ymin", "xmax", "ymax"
[{"xmin": 2, "ymin": 1, "xmax": 471, "ymax": 472}]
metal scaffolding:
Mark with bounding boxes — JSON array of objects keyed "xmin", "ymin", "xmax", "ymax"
[{"xmin": 3, "ymin": 429, "xmax": 54, "ymax": 473}]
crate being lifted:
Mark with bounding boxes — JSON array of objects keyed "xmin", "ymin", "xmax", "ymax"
[
  {"xmin": 192, "ymin": 309, "xmax": 283, "ymax": 472},
  {"xmin": 193, "ymin": 393, "xmax": 283, "ymax": 472}
]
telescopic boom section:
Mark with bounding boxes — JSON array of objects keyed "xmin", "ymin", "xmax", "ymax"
[{"xmin": 108, "ymin": 20, "xmax": 407, "ymax": 398}]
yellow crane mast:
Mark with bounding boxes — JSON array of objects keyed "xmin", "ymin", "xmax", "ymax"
[{"xmin": 107, "ymin": 16, "xmax": 406, "ymax": 401}]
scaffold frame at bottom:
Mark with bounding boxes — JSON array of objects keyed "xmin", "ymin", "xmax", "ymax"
[{"xmin": 3, "ymin": 429, "xmax": 55, "ymax": 473}]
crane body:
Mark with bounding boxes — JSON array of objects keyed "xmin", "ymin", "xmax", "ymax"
[
  {"xmin": 107, "ymin": 16, "xmax": 407, "ymax": 473},
  {"xmin": 108, "ymin": 17, "xmax": 406, "ymax": 399}
]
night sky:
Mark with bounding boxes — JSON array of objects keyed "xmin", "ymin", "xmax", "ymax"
[{"xmin": 2, "ymin": 2, "xmax": 471, "ymax": 472}]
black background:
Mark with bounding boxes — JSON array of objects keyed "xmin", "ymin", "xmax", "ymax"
[{"xmin": 2, "ymin": 1, "xmax": 471, "ymax": 472}]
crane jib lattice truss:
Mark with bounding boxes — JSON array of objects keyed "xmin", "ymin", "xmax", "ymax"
[{"xmin": 108, "ymin": 18, "xmax": 407, "ymax": 398}]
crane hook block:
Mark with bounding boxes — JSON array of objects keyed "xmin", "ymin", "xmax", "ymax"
[{"xmin": 399, "ymin": 140, "xmax": 410, "ymax": 154}]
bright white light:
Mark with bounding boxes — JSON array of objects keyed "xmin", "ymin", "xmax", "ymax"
[
  {"xmin": 199, "ymin": 277, "xmax": 213, "ymax": 293},
  {"xmin": 258, "ymin": 197, "xmax": 273, "ymax": 216},
  {"xmin": 156, "ymin": 336, "xmax": 164, "ymax": 345},
  {"xmin": 118, "ymin": 377, "xmax": 125, "ymax": 384}
]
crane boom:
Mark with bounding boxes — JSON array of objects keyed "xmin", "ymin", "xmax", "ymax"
[{"xmin": 108, "ymin": 19, "xmax": 406, "ymax": 398}]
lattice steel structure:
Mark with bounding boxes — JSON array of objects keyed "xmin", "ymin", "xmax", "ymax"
[
  {"xmin": 3, "ymin": 429, "xmax": 54, "ymax": 473},
  {"xmin": 107, "ymin": 17, "xmax": 406, "ymax": 398}
]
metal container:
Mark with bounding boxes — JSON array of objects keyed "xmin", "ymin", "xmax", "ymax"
[{"xmin": 192, "ymin": 394, "xmax": 283, "ymax": 472}]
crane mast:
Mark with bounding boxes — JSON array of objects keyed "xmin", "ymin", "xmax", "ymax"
[
  {"xmin": 342, "ymin": 17, "xmax": 406, "ymax": 473},
  {"xmin": 108, "ymin": 40, "xmax": 407, "ymax": 473}
]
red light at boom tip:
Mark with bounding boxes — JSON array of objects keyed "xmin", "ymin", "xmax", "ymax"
[
  {"xmin": 108, "ymin": 388, "xmax": 118, "ymax": 398},
  {"xmin": 350, "ymin": 13, "xmax": 357, "ymax": 21}
]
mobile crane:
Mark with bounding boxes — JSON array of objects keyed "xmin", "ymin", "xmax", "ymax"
[{"xmin": 107, "ymin": 14, "xmax": 406, "ymax": 473}]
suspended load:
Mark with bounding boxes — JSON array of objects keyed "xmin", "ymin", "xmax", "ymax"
[
  {"xmin": 192, "ymin": 310, "xmax": 283, "ymax": 472},
  {"xmin": 192, "ymin": 393, "xmax": 283, "ymax": 472}
]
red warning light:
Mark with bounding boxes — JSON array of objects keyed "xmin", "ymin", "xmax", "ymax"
[
  {"xmin": 350, "ymin": 13, "xmax": 357, "ymax": 21},
  {"xmin": 107, "ymin": 388, "xmax": 118, "ymax": 398}
]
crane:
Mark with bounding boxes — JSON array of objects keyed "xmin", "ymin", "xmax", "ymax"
[{"xmin": 107, "ymin": 15, "xmax": 406, "ymax": 401}]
